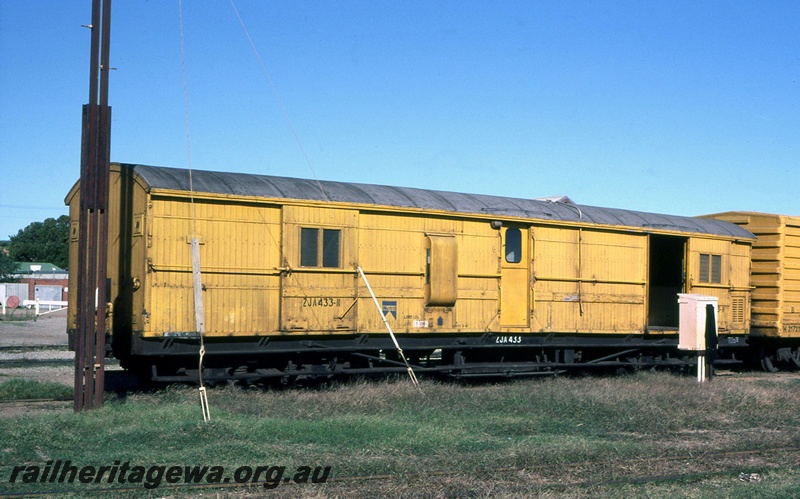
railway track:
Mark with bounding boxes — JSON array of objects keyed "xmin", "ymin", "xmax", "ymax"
[
  {"xmin": 0, "ymin": 358, "xmax": 74, "ymax": 368},
  {"xmin": 0, "ymin": 345, "xmax": 73, "ymax": 369},
  {"xmin": 0, "ymin": 345, "xmax": 68, "ymax": 352}
]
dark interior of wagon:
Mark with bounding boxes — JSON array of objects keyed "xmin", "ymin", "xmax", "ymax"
[{"xmin": 647, "ymin": 235, "xmax": 686, "ymax": 329}]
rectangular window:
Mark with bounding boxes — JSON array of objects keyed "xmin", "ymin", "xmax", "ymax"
[
  {"xmin": 300, "ymin": 228, "xmax": 341, "ymax": 268},
  {"xmin": 300, "ymin": 228, "xmax": 319, "ymax": 267},
  {"xmin": 711, "ymin": 254, "xmax": 721, "ymax": 283},
  {"xmin": 425, "ymin": 249, "xmax": 431, "ymax": 285},
  {"xmin": 322, "ymin": 229, "xmax": 340, "ymax": 268},
  {"xmin": 699, "ymin": 253, "xmax": 722, "ymax": 284},
  {"xmin": 505, "ymin": 228, "xmax": 522, "ymax": 263},
  {"xmin": 699, "ymin": 254, "xmax": 708, "ymax": 282}
]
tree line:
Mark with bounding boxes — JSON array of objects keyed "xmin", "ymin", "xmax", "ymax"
[{"xmin": 0, "ymin": 215, "xmax": 69, "ymax": 281}]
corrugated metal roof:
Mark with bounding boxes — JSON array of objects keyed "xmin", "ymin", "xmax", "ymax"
[
  {"xmin": 14, "ymin": 262, "xmax": 64, "ymax": 273},
  {"xmin": 127, "ymin": 164, "xmax": 755, "ymax": 239}
]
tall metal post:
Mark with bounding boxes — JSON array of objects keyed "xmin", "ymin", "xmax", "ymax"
[{"xmin": 75, "ymin": 0, "xmax": 112, "ymax": 411}]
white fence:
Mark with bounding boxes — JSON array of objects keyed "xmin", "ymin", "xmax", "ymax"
[
  {"xmin": 22, "ymin": 299, "xmax": 68, "ymax": 315},
  {"xmin": 1, "ymin": 283, "xmax": 68, "ymax": 316}
]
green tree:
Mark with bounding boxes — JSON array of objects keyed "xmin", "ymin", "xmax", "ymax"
[
  {"xmin": 0, "ymin": 250, "xmax": 18, "ymax": 282},
  {"xmin": 8, "ymin": 215, "xmax": 70, "ymax": 269}
]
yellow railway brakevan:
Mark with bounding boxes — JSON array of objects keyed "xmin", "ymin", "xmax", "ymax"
[{"xmin": 67, "ymin": 163, "xmax": 756, "ymax": 382}]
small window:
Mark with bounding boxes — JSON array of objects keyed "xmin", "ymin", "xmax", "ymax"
[
  {"xmin": 425, "ymin": 249, "xmax": 431, "ymax": 285},
  {"xmin": 699, "ymin": 253, "xmax": 722, "ymax": 284},
  {"xmin": 300, "ymin": 228, "xmax": 341, "ymax": 268},
  {"xmin": 322, "ymin": 229, "xmax": 340, "ymax": 268},
  {"xmin": 300, "ymin": 228, "xmax": 319, "ymax": 267},
  {"xmin": 505, "ymin": 228, "xmax": 522, "ymax": 263},
  {"xmin": 133, "ymin": 214, "xmax": 144, "ymax": 236}
]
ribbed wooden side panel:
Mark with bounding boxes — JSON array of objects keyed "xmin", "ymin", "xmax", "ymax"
[
  {"xmin": 146, "ymin": 196, "xmax": 281, "ymax": 337},
  {"xmin": 355, "ymin": 213, "xmax": 499, "ymax": 333},
  {"xmin": 702, "ymin": 212, "xmax": 796, "ymax": 337},
  {"xmin": 357, "ymin": 211, "xmax": 424, "ymax": 332},
  {"xmin": 686, "ymin": 238, "xmax": 740, "ymax": 332},
  {"xmin": 280, "ymin": 205, "xmax": 358, "ymax": 332},
  {"xmin": 532, "ymin": 226, "xmax": 647, "ymax": 333},
  {"xmin": 782, "ymin": 216, "xmax": 800, "ymax": 335},
  {"xmin": 747, "ymin": 216, "xmax": 783, "ymax": 334},
  {"xmin": 66, "ymin": 189, "xmax": 81, "ymax": 333},
  {"xmin": 728, "ymin": 241, "xmax": 752, "ymax": 331},
  {"xmin": 67, "ymin": 166, "xmax": 150, "ymax": 341}
]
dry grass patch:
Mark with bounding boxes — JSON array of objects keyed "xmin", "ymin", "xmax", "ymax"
[{"xmin": 2, "ymin": 372, "xmax": 800, "ymax": 497}]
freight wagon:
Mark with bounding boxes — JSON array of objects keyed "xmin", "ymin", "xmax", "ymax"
[
  {"xmin": 703, "ymin": 212, "xmax": 800, "ymax": 371},
  {"xmin": 66, "ymin": 164, "xmax": 755, "ymax": 382}
]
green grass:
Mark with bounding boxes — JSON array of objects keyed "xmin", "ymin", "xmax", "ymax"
[
  {"xmin": 0, "ymin": 308, "xmax": 37, "ymax": 321},
  {"xmin": 0, "ymin": 378, "xmax": 73, "ymax": 400},
  {"xmin": 1, "ymin": 372, "xmax": 799, "ymax": 497}
]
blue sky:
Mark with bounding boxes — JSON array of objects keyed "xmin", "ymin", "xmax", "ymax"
[{"xmin": 1, "ymin": 1, "xmax": 798, "ymax": 241}]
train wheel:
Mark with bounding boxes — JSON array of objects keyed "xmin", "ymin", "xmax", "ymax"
[
  {"xmin": 760, "ymin": 348, "xmax": 779, "ymax": 373},
  {"xmin": 791, "ymin": 347, "xmax": 800, "ymax": 369}
]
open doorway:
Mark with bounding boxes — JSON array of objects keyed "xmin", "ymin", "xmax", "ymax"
[{"xmin": 648, "ymin": 235, "xmax": 686, "ymax": 329}]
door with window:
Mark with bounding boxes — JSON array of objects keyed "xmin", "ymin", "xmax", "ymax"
[
  {"xmin": 686, "ymin": 237, "xmax": 737, "ymax": 331},
  {"xmin": 280, "ymin": 206, "xmax": 358, "ymax": 332},
  {"xmin": 500, "ymin": 226, "xmax": 530, "ymax": 327}
]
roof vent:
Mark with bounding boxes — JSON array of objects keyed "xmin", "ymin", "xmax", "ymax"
[{"xmin": 534, "ymin": 196, "xmax": 575, "ymax": 204}]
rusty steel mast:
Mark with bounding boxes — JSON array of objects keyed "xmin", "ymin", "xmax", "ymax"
[{"xmin": 74, "ymin": 0, "xmax": 112, "ymax": 411}]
